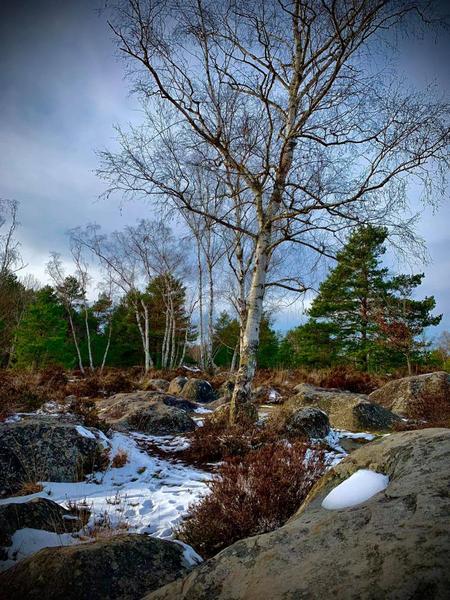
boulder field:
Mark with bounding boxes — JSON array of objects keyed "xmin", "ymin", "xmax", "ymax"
[
  {"xmin": 146, "ymin": 428, "xmax": 450, "ymax": 600},
  {"xmin": 288, "ymin": 383, "xmax": 400, "ymax": 431}
]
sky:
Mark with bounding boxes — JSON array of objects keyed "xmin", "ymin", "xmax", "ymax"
[{"xmin": 0, "ymin": 0, "xmax": 449, "ymax": 336}]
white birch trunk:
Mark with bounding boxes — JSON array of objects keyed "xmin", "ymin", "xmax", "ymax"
[
  {"xmin": 68, "ymin": 311, "xmax": 85, "ymax": 375},
  {"xmin": 230, "ymin": 232, "xmax": 270, "ymax": 423}
]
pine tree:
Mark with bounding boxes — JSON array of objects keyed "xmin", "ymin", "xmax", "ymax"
[
  {"xmin": 15, "ymin": 286, "xmax": 73, "ymax": 368},
  {"xmin": 308, "ymin": 226, "xmax": 391, "ymax": 370},
  {"xmin": 305, "ymin": 226, "xmax": 441, "ymax": 372}
]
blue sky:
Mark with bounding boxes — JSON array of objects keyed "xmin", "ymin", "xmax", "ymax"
[{"xmin": 0, "ymin": 0, "xmax": 449, "ymax": 337}]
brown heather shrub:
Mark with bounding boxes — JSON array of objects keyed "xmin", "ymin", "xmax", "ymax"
[
  {"xmin": 0, "ymin": 371, "xmax": 45, "ymax": 417},
  {"xmin": 14, "ymin": 481, "xmax": 44, "ymax": 496},
  {"xmin": 99, "ymin": 370, "xmax": 135, "ymax": 395},
  {"xmin": 69, "ymin": 397, "xmax": 106, "ymax": 432},
  {"xmin": 177, "ymin": 441, "xmax": 325, "ymax": 558},
  {"xmin": 180, "ymin": 411, "xmax": 282, "ymax": 465},
  {"xmin": 111, "ymin": 448, "xmax": 128, "ymax": 468}
]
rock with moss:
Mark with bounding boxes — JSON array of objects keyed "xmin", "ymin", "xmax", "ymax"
[
  {"xmin": 0, "ymin": 497, "xmax": 85, "ymax": 549},
  {"xmin": 141, "ymin": 378, "xmax": 170, "ymax": 392},
  {"xmin": 289, "ymin": 384, "xmax": 399, "ymax": 431},
  {"xmin": 181, "ymin": 379, "xmax": 216, "ymax": 404},
  {"xmin": 369, "ymin": 371, "xmax": 450, "ymax": 418},
  {"xmin": 145, "ymin": 428, "xmax": 450, "ymax": 600},
  {"xmin": 283, "ymin": 406, "xmax": 330, "ymax": 439},
  {"xmin": 0, "ymin": 534, "xmax": 190, "ymax": 600},
  {"xmin": 97, "ymin": 391, "xmax": 196, "ymax": 435},
  {"xmin": 167, "ymin": 376, "xmax": 188, "ymax": 396},
  {"xmin": 0, "ymin": 416, "xmax": 105, "ymax": 497}
]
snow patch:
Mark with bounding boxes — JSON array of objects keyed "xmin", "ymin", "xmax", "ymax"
[
  {"xmin": 322, "ymin": 469, "xmax": 389, "ymax": 510},
  {"xmin": 75, "ymin": 425, "xmax": 97, "ymax": 440}
]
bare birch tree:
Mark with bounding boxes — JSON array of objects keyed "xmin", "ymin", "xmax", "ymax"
[
  {"xmin": 0, "ymin": 199, "xmax": 25, "ymax": 277},
  {"xmin": 101, "ymin": 0, "xmax": 449, "ymax": 421}
]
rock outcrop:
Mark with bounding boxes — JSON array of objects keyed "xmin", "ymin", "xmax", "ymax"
[
  {"xmin": 181, "ymin": 379, "xmax": 216, "ymax": 404},
  {"xmin": 282, "ymin": 406, "xmax": 330, "ymax": 438},
  {"xmin": 369, "ymin": 371, "xmax": 450, "ymax": 418},
  {"xmin": 0, "ymin": 534, "xmax": 190, "ymax": 600},
  {"xmin": 0, "ymin": 497, "xmax": 85, "ymax": 550},
  {"xmin": 0, "ymin": 416, "xmax": 105, "ymax": 497},
  {"xmin": 141, "ymin": 378, "xmax": 170, "ymax": 392},
  {"xmin": 167, "ymin": 376, "xmax": 188, "ymax": 396},
  {"xmin": 146, "ymin": 428, "xmax": 450, "ymax": 600},
  {"xmin": 97, "ymin": 392, "xmax": 196, "ymax": 435},
  {"xmin": 289, "ymin": 383, "xmax": 399, "ymax": 431}
]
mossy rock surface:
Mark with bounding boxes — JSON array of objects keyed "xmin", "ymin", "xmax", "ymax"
[{"xmin": 0, "ymin": 534, "xmax": 189, "ymax": 600}]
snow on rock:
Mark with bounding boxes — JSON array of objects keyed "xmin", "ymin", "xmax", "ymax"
[
  {"xmin": 3, "ymin": 528, "xmax": 80, "ymax": 569},
  {"xmin": 193, "ymin": 406, "xmax": 213, "ymax": 415},
  {"xmin": 321, "ymin": 469, "xmax": 389, "ymax": 510},
  {"xmin": 75, "ymin": 425, "xmax": 97, "ymax": 440}
]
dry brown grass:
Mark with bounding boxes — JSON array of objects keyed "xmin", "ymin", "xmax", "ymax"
[
  {"xmin": 111, "ymin": 449, "xmax": 128, "ymax": 468},
  {"xmin": 14, "ymin": 481, "xmax": 44, "ymax": 496}
]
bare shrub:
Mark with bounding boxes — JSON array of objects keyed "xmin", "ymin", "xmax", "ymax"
[
  {"xmin": 178, "ymin": 441, "xmax": 325, "ymax": 558},
  {"xmin": 180, "ymin": 412, "xmax": 280, "ymax": 465},
  {"xmin": 14, "ymin": 481, "xmax": 44, "ymax": 496},
  {"xmin": 111, "ymin": 449, "xmax": 128, "ymax": 468}
]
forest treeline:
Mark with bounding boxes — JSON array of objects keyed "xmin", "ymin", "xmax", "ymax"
[{"xmin": 1, "ymin": 199, "xmax": 447, "ymax": 375}]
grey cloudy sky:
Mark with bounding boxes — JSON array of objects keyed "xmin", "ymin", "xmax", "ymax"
[{"xmin": 0, "ymin": 0, "xmax": 449, "ymax": 335}]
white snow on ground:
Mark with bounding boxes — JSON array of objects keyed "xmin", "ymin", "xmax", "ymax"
[
  {"xmin": 321, "ymin": 469, "xmax": 389, "ymax": 510},
  {"xmin": 0, "ymin": 430, "xmax": 210, "ymax": 570},
  {"xmin": 193, "ymin": 407, "xmax": 213, "ymax": 414}
]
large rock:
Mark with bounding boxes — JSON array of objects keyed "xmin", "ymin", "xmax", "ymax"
[
  {"xmin": 282, "ymin": 406, "xmax": 330, "ymax": 439},
  {"xmin": 97, "ymin": 392, "xmax": 196, "ymax": 435},
  {"xmin": 0, "ymin": 416, "xmax": 105, "ymax": 497},
  {"xmin": 369, "ymin": 371, "xmax": 450, "ymax": 418},
  {"xmin": 289, "ymin": 384, "xmax": 399, "ymax": 431},
  {"xmin": 168, "ymin": 376, "xmax": 188, "ymax": 396},
  {"xmin": 141, "ymin": 378, "xmax": 170, "ymax": 392},
  {"xmin": 181, "ymin": 379, "xmax": 216, "ymax": 404},
  {"xmin": 0, "ymin": 497, "xmax": 85, "ymax": 549},
  {"xmin": 0, "ymin": 534, "xmax": 190, "ymax": 600},
  {"xmin": 146, "ymin": 429, "xmax": 450, "ymax": 600}
]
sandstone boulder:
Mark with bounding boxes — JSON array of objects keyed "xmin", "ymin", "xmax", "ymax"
[
  {"xmin": 283, "ymin": 406, "xmax": 330, "ymax": 439},
  {"xmin": 0, "ymin": 497, "xmax": 85, "ymax": 549},
  {"xmin": 146, "ymin": 428, "xmax": 450, "ymax": 600},
  {"xmin": 252, "ymin": 385, "xmax": 283, "ymax": 404},
  {"xmin": 141, "ymin": 378, "xmax": 170, "ymax": 392},
  {"xmin": 181, "ymin": 379, "xmax": 216, "ymax": 404},
  {"xmin": 369, "ymin": 371, "xmax": 450, "ymax": 418},
  {"xmin": 167, "ymin": 376, "xmax": 188, "ymax": 395},
  {"xmin": 97, "ymin": 392, "xmax": 196, "ymax": 435},
  {"xmin": 0, "ymin": 416, "xmax": 105, "ymax": 497},
  {"xmin": 289, "ymin": 384, "xmax": 399, "ymax": 431},
  {"xmin": 0, "ymin": 534, "xmax": 190, "ymax": 600}
]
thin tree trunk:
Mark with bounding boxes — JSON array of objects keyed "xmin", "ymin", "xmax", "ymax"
[
  {"xmin": 84, "ymin": 305, "xmax": 94, "ymax": 371},
  {"xmin": 206, "ymin": 257, "xmax": 215, "ymax": 371},
  {"xmin": 196, "ymin": 239, "xmax": 205, "ymax": 369},
  {"xmin": 68, "ymin": 311, "xmax": 84, "ymax": 374},
  {"xmin": 230, "ymin": 232, "xmax": 270, "ymax": 423},
  {"xmin": 100, "ymin": 319, "xmax": 113, "ymax": 374},
  {"xmin": 230, "ymin": 341, "xmax": 239, "ymax": 372}
]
